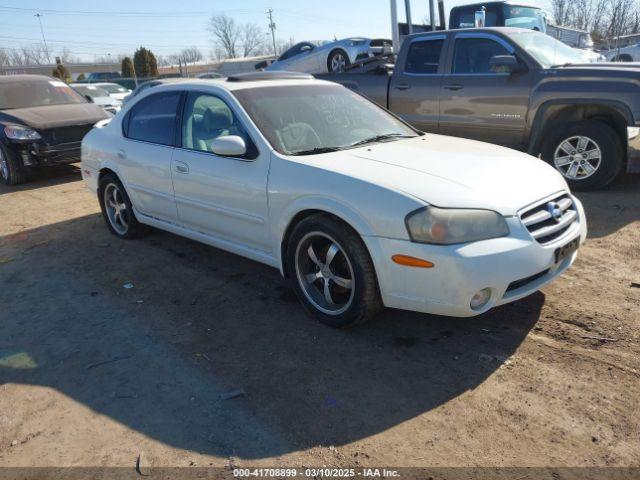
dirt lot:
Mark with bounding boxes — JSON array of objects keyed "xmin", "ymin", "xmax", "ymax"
[{"xmin": 0, "ymin": 165, "xmax": 639, "ymax": 471}]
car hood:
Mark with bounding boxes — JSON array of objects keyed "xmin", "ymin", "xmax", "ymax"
[
  {"xmin": 0, "ymin": 103, "xmax": 109, "ymax": 130},
  {"xmin": 550, "ymin": 62, "xmax": 640, "ymax": 74},
  {"xmin": 299, "ymin": 135, "xmax": 568, "ymax": 216}
]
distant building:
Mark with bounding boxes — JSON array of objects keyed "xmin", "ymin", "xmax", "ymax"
[{"xmin": 0, "ymin": 62, "xmax": 120, "ymax": 80}]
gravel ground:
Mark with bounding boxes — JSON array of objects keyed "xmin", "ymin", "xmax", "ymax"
[{"xmin": 0, "ymin": 165, "xmax": 638, "ymax": 471}]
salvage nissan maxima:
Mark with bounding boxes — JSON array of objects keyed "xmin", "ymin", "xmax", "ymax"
[{"xmin": 81, "ymin": 72, "xmax": 587, "ymax": 328}]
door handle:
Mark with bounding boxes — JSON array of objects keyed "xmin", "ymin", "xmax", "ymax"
[
  {"xmin": 444, "ymin": 84, "xmax": 464, "ymax": 91},
  {"xmin": 116, "ymin": 149, "xmax": 126, "ymax": 159},
  {"xmin": 174, "ymin": 161, "xmax": 189, "ymax": 174},
  {"xmin": 394, "ymin": 83, "xmax": 411, "ymax": 90}
]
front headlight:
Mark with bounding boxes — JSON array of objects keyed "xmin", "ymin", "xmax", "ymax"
[
  {"xmin": 405, "ymin": 207, "xmax": 509, "ymax": 245},
  {"xmin": 4, "ymin": 125, "xmax": 41, "ymax": 141}
]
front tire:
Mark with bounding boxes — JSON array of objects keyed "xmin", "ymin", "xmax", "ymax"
[
  {"xmin": 98, "ymin": 173, "xmax": 148, "ymax": 239},
  {"xmin": 0, "ymin": 143, "xmax": 28, "ymax": 186},
  {"xmin": 327, "ymin": 49, "xmax": 350, "ymax": 72},
  {"xmin": 541, "ymin": 120, "xmax": 623, "ymax": 191},
  {"xmin": 286, "ymin": 214, "xmax": 381, "ymax": 328}
]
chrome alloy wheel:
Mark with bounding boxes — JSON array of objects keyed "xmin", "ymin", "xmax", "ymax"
[
  {"xmin": 295, "ymin": 232, "xmax": 355, "ymax": 315},
  {"xmin": 330, "ymin": 52, "xmax": 348, "ymax": 72},
  {"xmin": 553, "ymin": 135, "xmax": 602, "ymax": 180},
  {"xmin": 103, "ymin": 182, "xmax": 129, "ymax": 235},
  {"xmin": 0, "ymin": 148, "xmax": 8, "ymax": 180}
]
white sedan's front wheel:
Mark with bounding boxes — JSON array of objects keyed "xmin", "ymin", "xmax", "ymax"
[{"xmin": 286, "ymin": 213, "xmax": 381, "ymax": 328}]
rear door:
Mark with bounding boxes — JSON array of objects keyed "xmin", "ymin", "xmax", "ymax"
[
  {"xmin": 388, "ymin": 34, "xmax": 447, "ymax": 133},
  {"xmin": 119, "ymin": 90, "xmax": 181, "ymax": 223},
  {"xmin": 438, "ymin": 32, "xmax": 532, "ymax": 148}
]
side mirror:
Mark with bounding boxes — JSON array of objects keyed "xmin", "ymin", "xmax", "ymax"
[
  {"xmin": 84, "ymin": 95, "xmax": 94, "ymax": 103},
  {"xmin": 210, "ymin": 135, "xmax": 247, "ymax": 157},
  {"xmin": 490, "ymin": 55, "xmax": 521, "ymax": 74},
  {"xmin": 301, "ymin": 45, "xmax": 313, "ymax": 53}
]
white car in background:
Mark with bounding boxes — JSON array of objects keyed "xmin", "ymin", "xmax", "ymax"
[
  {"xmin": 266, "ymin": 38, "xmax": 392, "ymax": 73},
  {"xmin": 70, "ymin": 84, "xmax": 121, "ymax": 115},
  {"xmin": 91, "ymin": 82, "xmax": 132, "ymax": 101},
  {"xmin": 81, "ymin": 72, "xmax": 586, "ymax": 328}
]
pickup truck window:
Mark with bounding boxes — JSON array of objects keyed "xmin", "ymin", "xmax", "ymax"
[
  {"xmin": 453, "ymin": 37, "xmax": 510, "ymax": 74},
  {"xmin": 405, "ymin": 39, "xmax": 444, "ymax": 74}
]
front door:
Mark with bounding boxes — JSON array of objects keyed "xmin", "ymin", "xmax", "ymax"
[
  {"xmin": 439, "ymin": 33, "xmax": 532, "ymax": 149},
  {"xmin": 170, "ymin": 91, "xmax": 271, "ymax": 253},
  {"xmin": 389, "ymin": 35, "xmax": 447, "ymax": 133}
]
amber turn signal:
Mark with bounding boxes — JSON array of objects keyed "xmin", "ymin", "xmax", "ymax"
[{"xmin": 392, "ymin": 255, "xmax": 434, "ymax": 268}]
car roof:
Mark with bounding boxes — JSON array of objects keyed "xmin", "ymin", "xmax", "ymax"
[
  {"xmin": 407, "ymin": 26, "xmax": 533, "ymax": 38},
  {"xmin": 146, "ymin": 76, "xmax": 334, "ymax": 95}
]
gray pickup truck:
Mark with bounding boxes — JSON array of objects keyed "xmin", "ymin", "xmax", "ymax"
[{"xmin": 319, "ymin": 27, "xmax": 640, "ymax": 190}]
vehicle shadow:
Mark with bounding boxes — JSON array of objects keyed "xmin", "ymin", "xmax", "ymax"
[
  {"xmin": 0, "ymin": 164, "xmax": 81, "ymax": 196},
  {"xmin": 0, "ymin": 213, "xmax": 543, "ymax": 459},
  {"xmin": 574, "ymin": 173, "xmax": 640, "ymax": 239}
]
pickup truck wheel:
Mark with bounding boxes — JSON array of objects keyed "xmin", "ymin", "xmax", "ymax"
[
  {"xmin": 328, "ymin": 49, "xmax": 350, "ymax": 72},
  {"xmin": 541, "ymin": 120, "xmax": 623, "ymax": 191},
  {"xmin": 286, "ymin": 214, "xmax": 381, "ymax": 328},
  {"xmin": 98, "ymin": 173, "xmax": 148, "ymax": 239},
  {"xmin": 0, "ymin": 143, "xmax": 28, "ymax": 186}
]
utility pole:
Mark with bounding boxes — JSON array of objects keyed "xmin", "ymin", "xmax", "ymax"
[
  {"xmin": 34, "ymin": 13, "xmax": 50, "ymax": 64},
  {"xmin": 267, "ymin": 9, "xmax": 277, "ymax": 56}
]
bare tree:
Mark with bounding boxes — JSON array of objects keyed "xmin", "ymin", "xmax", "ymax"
[
  {"xmin": 240, "ymin": 23, "xmax": 265, "ymax": 57},
  {"xmin": 0, "ymin": 48, "xmax": 9, "ymax": 67},
  {"xmin": 180, "ymin": 46, "xmax": 203, "ymax": 64},
  {"xmin": 208, "ymin": 14, "xmax": 240, "ymax": 59},
  {"xmin": 551, "ymin": 0, "xmax": 574, "ymax": 25}
]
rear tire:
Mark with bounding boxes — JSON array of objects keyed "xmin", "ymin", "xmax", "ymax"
[
  {"xmin": 286, "ymin": 213, "xmax": 381, "ymax": 328},
  {"xmin": 0, "ymin": 143, "xmax": 28, "ymax": 186},
  {"xmin": 541, "ymin": 120, "xmax": 623, "ymax": 191},
  {"xmin": 98, "ymin": 173, "xmax": 148, "ymax": 239}
]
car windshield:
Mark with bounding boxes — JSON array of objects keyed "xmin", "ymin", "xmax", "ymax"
[
  {"xmin": 98, "ymin": 84, "xmax": 128, "ymax": 94},
  {"xmin": 73, "ymin": 85, "xmax": 110, "ymax": 98},
  {"xmin": 0, "ymin": 78, "xmax": 86, "ymax": 110},
  {"xmin": 233, "ymin": 84, "xmax": 418, "ymax": 155},
  {"xmin": 503, "ymin": 6, "xmax": 546, "ymax": 32},
  {"xmin": 507, "ymin": 30, "xmax": 587, "ymax": 67}
]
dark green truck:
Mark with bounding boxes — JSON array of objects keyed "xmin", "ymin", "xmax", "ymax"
[{"xmin": 320, "ymin": 27, "xmax": 640, "ymax": 190}]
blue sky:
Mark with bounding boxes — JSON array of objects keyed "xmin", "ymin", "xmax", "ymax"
[{"xmin": 0, "ymin": 0, "xmax": 552, "ymax": 61}]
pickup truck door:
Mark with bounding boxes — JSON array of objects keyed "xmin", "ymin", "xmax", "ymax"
[
  {"xmin": 388, "ymin": 35, "xmax": 447, "ymax": 133},
  {"xmin": 439, "ymin": 33, "xmax": 532, "ymax": 149}
]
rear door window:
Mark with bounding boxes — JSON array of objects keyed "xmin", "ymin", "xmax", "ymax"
[
  {"xmin": 405, "ymin": 39, "xmax": 445, "ymax": 74},
  {"xmin": 126, "ymin": 91, "xmax": 181, "ymax": 146}
]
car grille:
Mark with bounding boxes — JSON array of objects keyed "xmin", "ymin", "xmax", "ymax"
[
  {"xmin": 520, "ymin": 193, "xmax": 578, "ymax": 245},
  {"xmin": 40, "ymin": 124, "xmax": 94, "ymax": 145}
]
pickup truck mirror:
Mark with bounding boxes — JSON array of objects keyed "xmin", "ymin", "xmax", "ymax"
[{"xmin": 489, "ymin": 55, "xmax": 522, "ymax": 74}]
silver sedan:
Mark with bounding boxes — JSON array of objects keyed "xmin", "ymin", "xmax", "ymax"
[{"xmin": 266, "ymin": 38, "xmax": 392, "ymax": 74}]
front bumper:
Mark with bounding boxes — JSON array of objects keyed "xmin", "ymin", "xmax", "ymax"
[
  {"xmin": 7, "ymin": 140, "xmax": 82, "ymax": 167},
  {"xmin": 363, "ymin": 196, "xmax": 587, "ymax": 317}
]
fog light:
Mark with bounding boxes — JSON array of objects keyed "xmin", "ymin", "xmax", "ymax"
[{"xmin": 470, "ymin": 288, "xmax": 492, "ymax": 311}]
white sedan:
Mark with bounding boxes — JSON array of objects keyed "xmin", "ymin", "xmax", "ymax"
[{"xmin": 81, "ymin": 72, "xmax": 587, "ymax": 328}]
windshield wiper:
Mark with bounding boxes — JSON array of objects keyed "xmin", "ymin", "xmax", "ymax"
[
  {"xmin": 349, "ymin": 133, "xmax": 415, "ymax": 147},
  {"xmin": 289, "ymin": 146, "xmax": 344, "ymax": 156}
]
